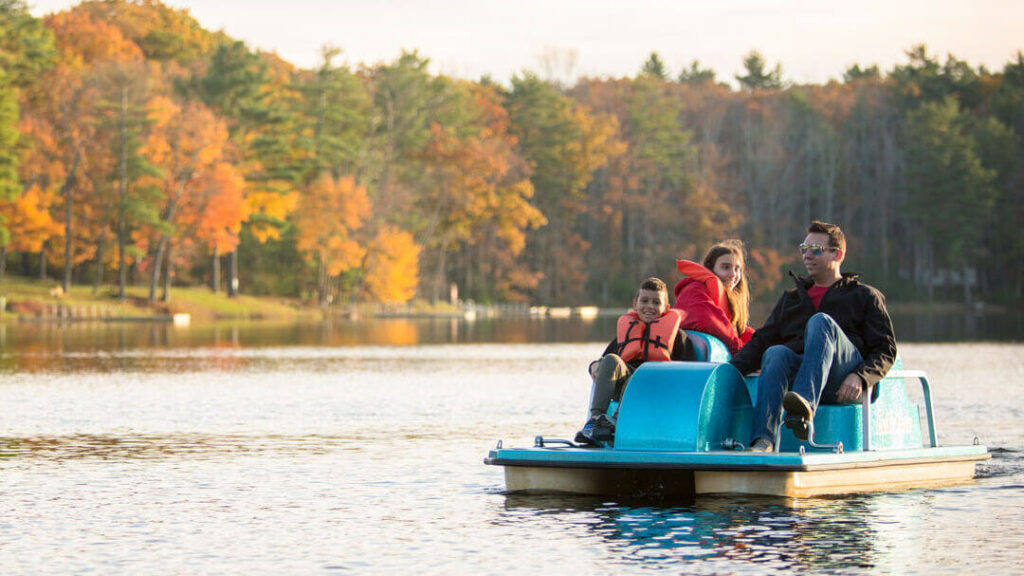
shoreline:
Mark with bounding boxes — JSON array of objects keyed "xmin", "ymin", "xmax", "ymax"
[{"xmin": 0, "ymin": 275, "xmax": 1015, "ymax": 326}]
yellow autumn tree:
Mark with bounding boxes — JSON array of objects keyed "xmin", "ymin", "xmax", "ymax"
[
  {"xmin": 294, "ymin": 172, "xmax": 370, "ymax": 304},
  {"xmin": 0, "ymin": 185, "xmax": 63, "ymax": 254},
  {"xmin": 361, "ymin": 225, "xmax": 420, "ymax": 304}
]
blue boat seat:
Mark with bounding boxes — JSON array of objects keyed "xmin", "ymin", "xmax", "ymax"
[{"xmin": 748, "ymin": 354, "xmax": 927, "ymax": 452}]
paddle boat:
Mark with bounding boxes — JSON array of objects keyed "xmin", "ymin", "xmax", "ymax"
[{"xmin": 484, "ymin": 333, "xmax": 990, "ymax": 498}]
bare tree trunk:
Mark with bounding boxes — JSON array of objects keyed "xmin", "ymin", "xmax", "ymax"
[
  {"xmin": 161, "ymin": 243, "xmax": 174, "ymax": 302},
  {"xmin": 118, "ymin": 86, "xmax": 128, "ymax": 301},
  {"xmin": 149, "ymin": 180, "xmax": 186, "ymax": 302},
  {"xmin": 433, "ymin": 249, "xmax": 446, "ymax": 304},
  {"xmin": 149, "ymin": 237, "xmax": 167, "ymax": 302},
  {"xmin": 317, "ymin": 252, "xmax": 327, "ymax": 305},
  {"xmin": 228, "ymin": 250, "xmax": 238, "ymax": 297},
  {"xmin": 93, "ymin": 238, "xmax": 105, "ymax": 294},
  {"xmin": 39, "ymin": 246, "xmax": 47, "ymax": 280},
  {"xmin": 926, "ymin": 241, "xmax": 935, "ymax": 302},
  {"xmin": 210, "ymin": 245, "xmax": 220, "ymax": 293},
  {"xmin": 963, "ymin": 265, "xmax": 973, "ymax": 305},
  {"xmin": 62, "ymin": 150, "xmax": 81, "ymax": 294},
  {"xmin": 0, "ymin": 245, "xmax": 7, "ymax": 289}
]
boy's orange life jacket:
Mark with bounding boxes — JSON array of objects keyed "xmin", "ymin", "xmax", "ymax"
[{"xmin": 615, "ymin": 309, "xmax": 683, "ymax": 363}]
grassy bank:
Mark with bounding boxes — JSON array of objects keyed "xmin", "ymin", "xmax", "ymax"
[
  {"xmin": 0, "ymin": 275, "xmax": 316, "ymax": 323},
  {"xmin": 0, "ymin": 275, "xmax": 465, "ymax": 324}
]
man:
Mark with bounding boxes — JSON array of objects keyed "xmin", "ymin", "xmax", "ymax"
[{"xmin": 729, "ymin": 221, "xmax": 897, "ymax": 452}]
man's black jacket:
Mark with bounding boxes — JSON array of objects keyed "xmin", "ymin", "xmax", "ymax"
[{"xmin": 729, "ymin": 272, "xmax": 897, "ymax": 388}]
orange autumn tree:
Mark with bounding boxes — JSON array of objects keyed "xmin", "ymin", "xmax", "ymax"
[
  {"xmin": 420, "ymin": 81, "xmax": 546, "ymax": 303},
  {"xmin": 68, "ymin": 0, "xmax": 212, "ymax": 64},
  {"xmin": 140, "ymin": 95, "xmax": 231, "ymax": 301},
  {"xmin": 458, "ymin": 83, "xmax": 545, "ymax": 301},
  {"xmin": 294, "ymin": 172, "xmax": 370, "ymax": 304},
  {"xmin": 188, "ymin": 161, "xmax": 247, "ymax": 291},
  {"xmin": 24, "ymin": 9, "xmax": 143, "ymax": 292},
  {"xmin": 361, "ymin": 225, "xmax": 420, "ymax": 304}
]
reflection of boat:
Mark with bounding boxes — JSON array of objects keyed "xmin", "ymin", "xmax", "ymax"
[{"xmin": 485, "ymin": 332, "xmax": 990, "ymax": 498}]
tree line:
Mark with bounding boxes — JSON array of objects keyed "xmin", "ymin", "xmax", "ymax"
[{"xmin": 1, "ymin": 0, "xmax": 1020, "ymax": 307}]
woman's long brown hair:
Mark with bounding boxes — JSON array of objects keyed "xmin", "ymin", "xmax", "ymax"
[{"xmin": 702, "ymin": 239, "xmax": 750, "ymax": 335}]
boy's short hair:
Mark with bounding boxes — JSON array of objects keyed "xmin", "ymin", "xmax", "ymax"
[
  {"xmin": 808, "ymin": 220, "xmax": 846, "ymax": 253},
  {"xmin": 637, "ymin": 277, "xmax": 668, "ymax": 300}
]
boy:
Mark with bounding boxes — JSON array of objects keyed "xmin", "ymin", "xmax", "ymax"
[{"xmin": 575, "ymin": 277, "xmax": 691, "ymax": 446}]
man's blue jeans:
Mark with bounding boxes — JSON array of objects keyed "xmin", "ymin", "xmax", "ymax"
[{"xmin": 751, "ymin": 313, "xmax": 864, "ymax": 443}]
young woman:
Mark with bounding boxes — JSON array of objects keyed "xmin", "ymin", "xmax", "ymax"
[{"xmin": 672, "ymin": 239, "xmax": 754, "ymax": 354}]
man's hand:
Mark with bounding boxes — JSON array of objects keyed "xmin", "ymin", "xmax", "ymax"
[{"xmin": 836, "ymin": 373, "xmax": 864, "ymax": 403}]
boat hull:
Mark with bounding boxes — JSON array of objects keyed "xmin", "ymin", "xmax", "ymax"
[{"xmin": 489, "ymin": 447, "xmax": 990, "ymax": 498}]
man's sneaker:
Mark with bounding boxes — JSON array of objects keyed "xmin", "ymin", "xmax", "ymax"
[
  {"xmin": 574, "ymin": 414, "xmax": 616, "ymax": 447},
  {"xmin": 783, "ymin": 391, "xmax": 813, "ymax": 441},
  {"xmin": 747, "ymin": 437, "xmax": 774, "ymax": 452}
]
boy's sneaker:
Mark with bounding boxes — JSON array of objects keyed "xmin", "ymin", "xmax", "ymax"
[{"xmin": 574, "ymin": 414, "xmax": 616, "ymax": 447}]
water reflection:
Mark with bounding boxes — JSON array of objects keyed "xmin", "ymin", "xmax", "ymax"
[
  {"xmin": 0, "ymin": 308, "xmax": 1019, "ymax": 359},
  {"xmin": 499, "ymin": 494, "xmax": 881, "ymax": 571}
]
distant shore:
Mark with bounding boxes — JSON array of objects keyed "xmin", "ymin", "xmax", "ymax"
[{"xmin": 0, "ymin": 275, "xmax": 1012, "ymax": 326}]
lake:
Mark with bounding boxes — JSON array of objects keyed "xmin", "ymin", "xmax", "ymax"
[{"xmin": 0, "ymin": 317, "xmax": 1021, "ymax": 574}]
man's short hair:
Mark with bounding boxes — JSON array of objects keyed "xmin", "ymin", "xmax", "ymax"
[
  {"xmin": 808, "ymin": 220, "xmax": 846, "ymax": 253},
  {"xmin": 638, "ymin": 277, "xmax": 668, "ymax": 300}
]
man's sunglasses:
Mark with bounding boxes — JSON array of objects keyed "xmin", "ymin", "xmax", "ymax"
[{"xmin": 798, "ymin": 243, "xmax": 834, "ymax": 256}]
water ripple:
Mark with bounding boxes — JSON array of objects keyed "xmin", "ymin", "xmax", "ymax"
[{"xmin": 0, "ymin": 433, "xmax": 361, "ymax": 461}]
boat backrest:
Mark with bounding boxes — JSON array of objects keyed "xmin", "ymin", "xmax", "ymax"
[
  {"xmin": 684, "ymin": 331, "xmax": 731, "ymax": 362},
  {"xmin": 615, "ymin": 362, "xmax": 751, "ymax": 451}
]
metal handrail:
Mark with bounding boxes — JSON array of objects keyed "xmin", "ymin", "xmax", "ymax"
[
  {"xmin": 862, "ymin": 383, "xmax": 872, "ymax": 451},
  {"xmin": 862, "ymin": 369, "xmax": 938, "ymax": 450},
  {"xmin": 534, "ymin": 436, "xmax": 577, "ymax": 448}
]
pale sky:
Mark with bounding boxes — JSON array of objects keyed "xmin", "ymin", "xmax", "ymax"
[{"xmin": 28, "ymin": 0, "xmax": 1024, "ymax": 86}]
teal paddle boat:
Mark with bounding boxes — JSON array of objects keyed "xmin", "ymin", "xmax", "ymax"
[{"xmin": 484, "ymin": 333, "xmax": 990, "ymax": 498}]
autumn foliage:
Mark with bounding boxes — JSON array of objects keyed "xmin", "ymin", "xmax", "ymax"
[{"xmin": 1, "ymin": 0, "xmax": 1022, "ymax": 308}]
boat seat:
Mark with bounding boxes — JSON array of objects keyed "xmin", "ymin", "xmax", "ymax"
[{"xmin": 763, "ymin": 354, "xmax": 933, "ymax": 452}]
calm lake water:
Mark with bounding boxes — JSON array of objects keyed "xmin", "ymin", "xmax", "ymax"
[{"xmin": 1, "ymin": 317, "xmax": 1021, "ymax": 574}]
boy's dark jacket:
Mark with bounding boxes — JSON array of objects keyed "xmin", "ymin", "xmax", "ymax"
[{"xmin": 729, "ymin": 272, "xmax": 897, "ymax": 388}]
